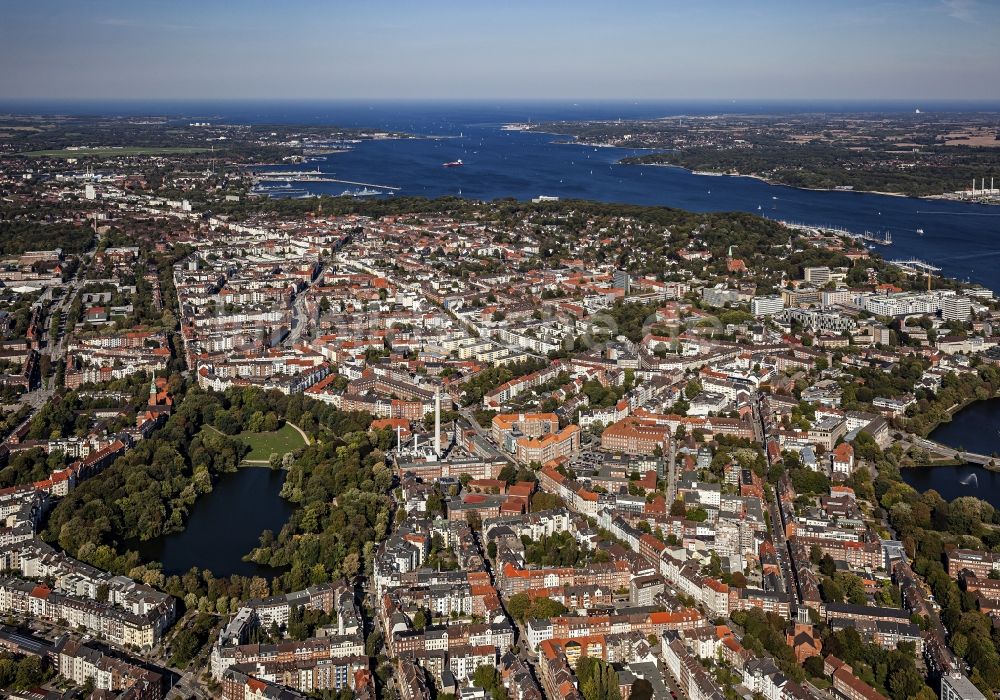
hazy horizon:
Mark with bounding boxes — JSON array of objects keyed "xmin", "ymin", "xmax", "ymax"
[{"xmin": 2, "ymin": 0, "xmax": 999, "ymax": 102}]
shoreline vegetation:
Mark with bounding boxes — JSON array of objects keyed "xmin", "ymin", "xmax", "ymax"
[
  {"xmin": 519, "ymin": 110, "xmax": 1000, "ymax": 199},
  {"xmin": 537, "ymin": 130, "xmax": 942, "ymax": 201},
  {"xmin": 910, "ymin": 393, "xmax": 1000, "ymax": 472},
  {"xmin": 531, "ymin": 127, "xmax": 935, "ymax": 200},
  {"xmin": 619, "ymin": 160, "xmax": 915, "ymax": 199}
]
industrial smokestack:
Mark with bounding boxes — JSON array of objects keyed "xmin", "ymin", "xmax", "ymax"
[{"xmin": 434, "ymin": 389, "xmax": 441, "ymax": 458}]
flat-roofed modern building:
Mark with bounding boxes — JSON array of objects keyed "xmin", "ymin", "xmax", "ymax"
[{"xmin": 941, "ymin": 671, "xmax": 986, "ymax": 700}]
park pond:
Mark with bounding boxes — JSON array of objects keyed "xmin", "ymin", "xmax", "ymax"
[
  {"xmin": 901, "ymin": 463, "xmax": 1000, "ymax": 509},
  {"xmin": 133, "ymin": 467, "xmax": 294, "ymax": 577},
  {"xmin": 902, "ymin": 398, "xmax": 1000, "ymax": 508},
  {"xmin": 927, "ymin": 398, "xmax": 1000, "ymax": 460}
]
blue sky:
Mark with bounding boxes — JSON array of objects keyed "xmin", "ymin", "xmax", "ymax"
[{"xmin": 1, "ymin": 0, "xmax": 998, "ymax": 100}]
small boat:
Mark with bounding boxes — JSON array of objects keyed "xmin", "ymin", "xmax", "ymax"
[
  {"xmin": 916, "ymin": 228, "xmax": 925, "ymax": 235},
  {"xmin": 442, "ymin": 159, "xmax": 463, "ymax": 168}
]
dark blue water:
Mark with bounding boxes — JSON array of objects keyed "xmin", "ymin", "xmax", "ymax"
[
  {"xmin": 5, "ymin": 100, "xmax": 1000, "ymax": 290},
  {"xmin": 901, "ymin": 464, "xmax": 1000, "ymax": 507},
  {"xmin": 930, "ymin": 398, "xmax": 1000, "ymax": 457},
  {"xmin": 902, "ymin": 399, "xmax": 1000, "ymax": 506},
  {"xmin": 133, "ymin": 467, "xmax": 293, "ymax": 578}
]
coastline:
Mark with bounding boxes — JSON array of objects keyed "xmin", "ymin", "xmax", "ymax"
[
  {"xmin": 899, "ymin": 458, "xmax": 968, "ymax": 469},
  {"xmin": 918, "ymin": 394, "xmax": 984, "ymax": 439},
  {"xmin": 904, "ymin": 393, "xmax": 1000, "ymax": 472},
  {"xmin": 618, "ymin": 159, "xmax": 997, "ymax": 205},
  {"xmin": 617, "ymin": 160, "xmax": 917, "ymax": 199},
  {"xmin": 523, "ymin": 127, "xmax": 958, "ymax": 201}
]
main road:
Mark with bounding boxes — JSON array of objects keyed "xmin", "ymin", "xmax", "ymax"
[{"xmin": 753, "ymin": 392, "xmax": 798, "ymax": 606}]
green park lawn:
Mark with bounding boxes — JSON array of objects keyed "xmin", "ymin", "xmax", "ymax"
[
  {"xmin": 204, "ymin": 423, "xmax": 308, "ymax": 462},
  {"xmin": 238, "ymin": 423, "xmax": 308, "ymax": 461}
]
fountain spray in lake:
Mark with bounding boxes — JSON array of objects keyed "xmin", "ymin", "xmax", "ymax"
[{"xmin": 960, "ymin": 473, "xmax": 979, "ymax": 487}]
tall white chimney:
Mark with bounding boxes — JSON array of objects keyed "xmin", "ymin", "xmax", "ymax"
[
  {"xmin": 397, "ymin": 424, "xmax": 402, "ymax": 455},
  {"xmin": 434, "ymin": 389, "xmax": 441, "ymax": 458}
]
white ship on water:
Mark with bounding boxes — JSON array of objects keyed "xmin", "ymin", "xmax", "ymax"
[{"xmin": 339, "ymin": 187, "xmax": 385, "ymax": 197}]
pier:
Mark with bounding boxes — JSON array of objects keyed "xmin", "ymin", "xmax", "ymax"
[
  {"xmin": 252, "ymin": 169, "xmax": 325, "ymax": 177},
  {"xmin": 774, "ymin": 220, "xmax": 851, "ymax": 235},
  {"xmin": 776, "ymin": 220, "xmax": 892, "ymax": 245},
  {"xmin": 252, "ymin": 171, "xmax": 401, "ymax": 191},
  {"xmin": 889, "ymin": 259, "xmax": 942, "ymax": 274}
]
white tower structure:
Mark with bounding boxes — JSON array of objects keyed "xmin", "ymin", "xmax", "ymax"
[{"xmin": 434, "ymin": 389, "xmax": 441, "ymax": 458}]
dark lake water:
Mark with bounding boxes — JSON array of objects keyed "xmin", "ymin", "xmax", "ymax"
[
  {"xmin": 930, "ymin": 398, "xmax": 1000, "ymax": 457},
  {"xmin": 901, "ymin": 463, "xmax": 1000, "ymax": 508},
  {"xmin": 902, "ymin": 399, "xmax": 1000, "ymax": 506},
  {"xmin": 134, "ymin": 467, "xmax": 293, "ymax": 578}
]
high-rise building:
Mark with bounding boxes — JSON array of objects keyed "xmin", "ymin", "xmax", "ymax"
[
  {"xmin": 613, "ymin": 269, "xmax": 631, "ymax": 295},
  {"xmin": 804, "ymin": 266, "xmax": 831, "ymax": 285},
  {"xmin": 751, "ymin": 295, "xmax": 785, "ymax": 317},
  {"xmin": 942, "ymin": 295, "xmax": 971, "ymax": 322}
]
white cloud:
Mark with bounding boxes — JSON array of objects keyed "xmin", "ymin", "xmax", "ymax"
[{"xmin": 941, "ymin": 0, "xmax": 978, "ymax": 22}]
